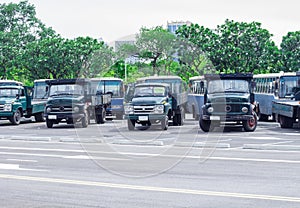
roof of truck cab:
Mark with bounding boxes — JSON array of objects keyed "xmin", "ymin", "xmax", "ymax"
[
  {"xmin": 0, "ymin": 80, "xmax": 23, "ymax": 86},
  {"xmin": 204, "ymin": 73, "xmax": 253, "ymax": 80},
  {"xmin": 46, "ymin": 78, "xmax": 90, "ymax": 85},
  {"xmin": 136, "ymin": 75, "xmax": 182, "ymax": 82},
  {"xmin": 135, "ymin": 83, "xmax": 170, "ymax": 88}
]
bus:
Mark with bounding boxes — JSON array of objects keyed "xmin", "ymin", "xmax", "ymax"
[
  {"xmin": 91, "ymin": 78, "xmax": 125, "ymax": 120},
  {"xmin": 253, "ymin": 71, "xmax": 300, "ymax": 121},
  {"xmin": 187, "ymin": 76, "xmax": 206, "ymax": 120}
]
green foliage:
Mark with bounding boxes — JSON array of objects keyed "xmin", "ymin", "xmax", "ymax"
[
  {"xmin": 0, "ymin": 1, "xmax": 55, "ymax": 80},
  {"xmin": 280, "ymin": 31, "xmax": 300, "ymax": 72},
  {"xmin": 214, "ymin": 19, "xmax": 280, "ymax": 73},
  {"xmin": 135, "ymin": 26, "xmax": 176, "ymax": 75}
]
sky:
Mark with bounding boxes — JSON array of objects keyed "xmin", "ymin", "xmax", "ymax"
[{"xmin": 1, "ymin": 0, "xmax": 300, "ymax": 46}]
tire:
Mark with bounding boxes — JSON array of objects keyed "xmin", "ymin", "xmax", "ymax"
[
  {"xmin": 127, "ymin": 119, "xmax": 135, "ymax": 130},
  {"xmin": 161, "ymin": 116, "xmax": 169, "ymax": 130},
  {"xmin": 178, "ymin": 107, "xmax": 185, "ymax": 126},
  {"xmin": 9, "ymin": 109, "xmax": 22, "ymax": 125},
  {"xmin": 96, "ymin": 107, "xmax": 105, "ymax": 124},
  {"xmin": 243, "ymin": 113, "xmax": 258, "ymax": 132},
  {"xmin": 81, "ymin": 111, "xmax": 89, "ymax": 128},
  {"xmin": 199, "ymin": 117, "xmax": 211, "ymax": 132},
  {"xmin": 35, "ymin": 112, "xmax": 45, "ymax": 122},
  {"xmin": 279, "ymin": 115, "xmax": 294, "ymax": 128},
  {"xmin": 46, "ymin": 119, "xmax": 53, "ymax": 128}
]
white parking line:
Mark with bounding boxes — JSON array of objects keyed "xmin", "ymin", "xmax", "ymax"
[{"xmin": 0, "ymin": 174, "xmax": 299, "ymax": 203}]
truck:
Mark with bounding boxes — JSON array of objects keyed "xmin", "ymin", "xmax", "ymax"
[
  {"xmin": 0, "ymin": 80, "xmax": 46, "ymax": 125},
  {"xmin": 44, "ymin": 78, "xmax": 111, "ymax": 128},
  {"xmin": 135, "ymin": 75, "xmax": 188, "ymax": 126},
  {"xmin": 124, "ymin": 75, "xmax": 188, "ymax": 130},
  {"xmin": 124, "ymin": 83, "xmax": 173, "ymax": 130},
  {"xmin": 199, "ymin": 73, "xmax": 257, "ymax": 132},
  {"xmin": 272, "ymin": 72, "xmax": 300, "ymax": 128}
]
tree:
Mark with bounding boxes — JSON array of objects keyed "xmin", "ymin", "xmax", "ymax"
[
  {"xmin": 0, "ymin": 1, "xmax": 55, "ymax": 79},
  {"xmin": 135, "ymin": 26, "xmax": 176, "ymax": 75},
  {"xmin": 280, "ymin": 31, "xmax": 300, "ymax": 72},
  {"xmin": 214, "ymin": 19, "xmax": 279, "ymax": 73},
  {"xmin": 175, "ymin": 24, "xmax": 218, "ymax": 77}
]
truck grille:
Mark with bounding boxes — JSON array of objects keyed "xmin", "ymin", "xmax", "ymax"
[
  {"xmin": 0, "ymin": 105, "xmax": 4, "ymax": 111},
  {"xmin": 134, "ymin": 105, "xmax": 154, "ymax": 114},
  {"xmin": 51, "ymin": 106, "xmax": 73, "ymax": 113},
  {"xmin": 212, "ymin": 104, "xmax": 242, "ymax": 113}
]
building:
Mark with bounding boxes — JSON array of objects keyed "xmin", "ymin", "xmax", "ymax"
[{"xmin": 167, "ymin": 21, "xmax": 192, "ymax": 35}]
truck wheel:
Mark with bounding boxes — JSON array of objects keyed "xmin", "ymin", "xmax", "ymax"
[
  {"xmin": 46, "ymin": 119, "xmax": 53, "ymax": 128},
  {"xmin": 96, "ymin": 107, "xmax": 105, "ymax": 124},
  {"xmin": 127, "ymin": 119, "xmax": 135, "ymax": 131},
  {"xmin": 279, "ymin": 115, "xmax": 293, "ymax": 128},
  {"xmin": 9, "ymin": 109, "xmax": 21, "ymax": 125},
  {"xmin": 199, "ymin": 118, "xmax": 211, "ymax": 132},
  {"xmin": 243, "ymin": 113, "xmax": 258, "ymax": 132},
  {"xmin": 176, "ymin": 107, "xmax": 185, "ymax": 126},
  {"xmin": 81, "ymin": 111, "xmax": 89, "ymax": 128},
  {"xmin": 161, "ymin": 116, "xmax": 168, "ymax": 130},
  {"xmin": 35, "ymin": 112, "xmax": 45, "ymax": 122}
]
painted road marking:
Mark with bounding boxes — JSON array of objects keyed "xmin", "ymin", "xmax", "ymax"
[
  {"xmin": 7, "ymin": 159, "xmax": 38, "ymax": 163},
  {"xmin": 0, "ymin": 174, "xmax": 299, "ymax": 203},
  {"xmin": 0, "ymin": 149, "xmax": 299, "ymax": 164},
  {"xmin": 0, "ymin": 163, "xmax": 47, "ymax": 172}
]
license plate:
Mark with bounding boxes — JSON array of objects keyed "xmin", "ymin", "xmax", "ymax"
[
  {"xmin": 138, "ymin": 116, "xmax": 148, "ymax": 121},
  {"xmin": 210, "ymin": 116, "xmax": 220, "ymax": 120},
  {"xmin": 48, "ymin": 115, "xmax": 57, "ymax": 120}
]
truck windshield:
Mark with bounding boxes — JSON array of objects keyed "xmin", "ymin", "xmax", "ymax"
[
  {"xmin": 49, "ymin": 84, "xmax": 84, "ymax": 96},
  {"xmin": 134, "ymin": 86, "xmax": 166, "ymax": 97},
  {"xmin": 208, "ymin": 80, "xmax": 249, "ymax": 94},
  {"xmin": 0, "ymin": 88, "xmax": 19, "ymax": 97},
  {"xmin": 279, "ymin": 76, "xmax": 300, "ymax": 97}
]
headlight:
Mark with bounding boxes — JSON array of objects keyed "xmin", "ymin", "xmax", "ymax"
[
  {"xmin": 46, "ymin": 107, "xmax": 52, "ymax": 113},
  {"xmin": 207, "ymin": 107, "xmax": 214, "ymax": 113},
  {"xmin": 73, "ymin": 106, "xmax": 80, "ymax": 113},
  {"xmin": 124, "ymin": 105, "xmax": 134, "ymax": 114},
  {"xmin": 3, "ymin": 104, "xmax": 12, "ymax": 112},
  {"xmin": 242, "ymin": 107, "xmax": 248, "ymax": 113},
  {"xmin": 154, "ymin": 105, "xmax": 164, "ymax": 114}
]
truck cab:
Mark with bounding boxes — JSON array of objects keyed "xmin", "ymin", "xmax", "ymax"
[
  {"xmin": 124, "ymin": 83, "xmax": 172, "ymax": 130},
  {"xmin": 199, "ymin": 73, "xmax": 257, "ymax": 132},
  {"xmin": 44, "ymin": 79, "xmax": 92, "ymax": 128},
  {"xmin": 0, "ymin": 80, "xmax": 45, "ymax": 125}
]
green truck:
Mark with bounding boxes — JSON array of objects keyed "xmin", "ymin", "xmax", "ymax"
[
  {"xmin": 44, "ymin": 78, "xmax": 111, "ymax": 128},
  {"xmin": 199, "ymin": 73, "xmax": 258, "ymax": 132},
  {"xmin": 0, "ymin": 80, "xmax": 46, "ymax": 125},
  {"xmin": 124, "ymin": 75, "xmax": 188, "ymax": 131}
]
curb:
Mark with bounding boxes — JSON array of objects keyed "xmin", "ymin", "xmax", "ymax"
[
  {"xmin": 10, "ymin": 136, "xmax": 51, "ymax": 142},
  {"xmin": 175, "ymin": 142, "xmax": 230, "ymax": 148},
  {"xmin": 243, "ymin": 144, "xmax": 300, "ymax": 151}
]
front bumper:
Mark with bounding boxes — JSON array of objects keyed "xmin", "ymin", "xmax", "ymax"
[
  {"xmin": 45, "ymin": 113, "xmax": 85, "ymax": 121},
  {"xmin": 124, "ymin": 114, "xmax": 166, "ymax": 121},
  {"xmin": 202, "ymin": 114, "xmax": 254, "ymax": 122}
]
